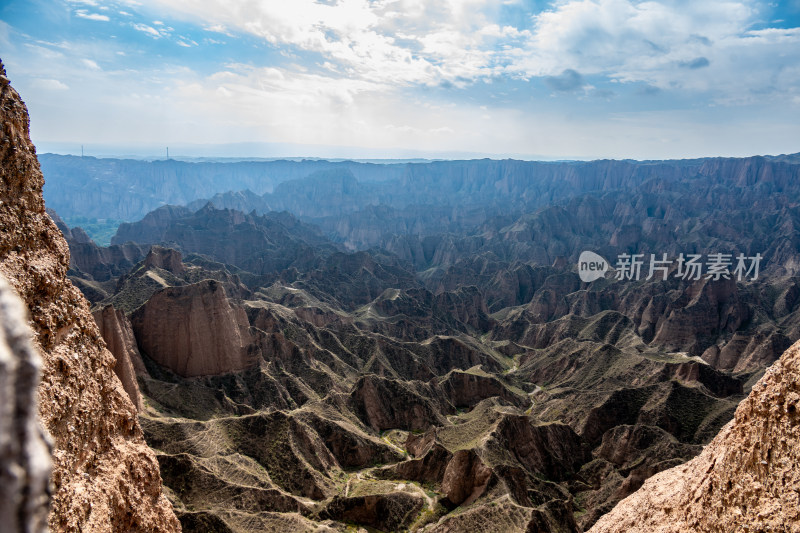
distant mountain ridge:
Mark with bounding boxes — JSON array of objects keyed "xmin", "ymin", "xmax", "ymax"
[
  {"xmin": 109, "ymin": 153, "xmax": 800, "ymax": 280},
  {"xmin": 40, "ymin": 154, "xmax": 406, "ymax": 220},
  {"xmin": 188, "ymin": 155, "xmax": 800, "ymax": 250},
  {"xmin": 42, "ymin": 152, "xmax": 800, "ymax": 226}
]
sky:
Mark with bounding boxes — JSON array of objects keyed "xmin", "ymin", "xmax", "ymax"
[{"xmin": 0, "ymin": 0, "xmax": 799, "ymax": 160}]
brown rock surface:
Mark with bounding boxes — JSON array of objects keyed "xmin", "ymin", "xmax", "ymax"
[
  {"xmin": 350, "ymin": 374, "xmax": 450, "ymax": 431},
  {"xmin": 144, "ymin": 245, "xmax": 186, "ymax": 276},
  {"xmin": 650, "ymin": 277, "xmax": 748, "ymax": 354},
  {"xmin": 323, "ymin": 492, "xmax": 425, "ymax": 531},
  {"xmin": 590, "ymin": 339, "xmax": 800, "ymax": 533},
  {"xmin": 441, "ymin": 449, "xmax": 493, "ymax": 505},
  {"xmin": 92, "ymin": 305, "xmax": 145, "ymax": 411},
  {"xmin": 0, "ymin": 59, "xmax": 179, "ymax": 532},
  {"xmin": 131, "ymin": 279, "xmax": 257, "ymax": 377},
  {"xmin": 375, "ymin": 442, "xmax": 452, "ymax": 484},
  {"xmin": 438, "ymin": 369, "xmax": 528, "ymax": 409}
]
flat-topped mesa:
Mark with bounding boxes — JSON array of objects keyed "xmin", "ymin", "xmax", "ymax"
[
  {"xmin": 131, "ymin": 279, "xmax": 258, "ymax": 377},
  {"xmin": 589, "ymin": 339, "xmax": 800, "ymax": 533},
  {"xmin": 0, "ymin": 58, "xmax": 180, "ymax": 532}
]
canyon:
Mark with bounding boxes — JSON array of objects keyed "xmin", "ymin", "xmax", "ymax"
[
  {"xmin": 60, "ymin": 145, "xmax": 800, "ymax": 531},
  {"xmin": 2, "ymin": 52, "xmax": 800, "ymax": 533}
]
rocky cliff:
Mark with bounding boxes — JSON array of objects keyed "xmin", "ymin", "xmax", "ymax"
[
  {"xmin": 131, "ymin": 279, "xmax": 257, "ymax": 378},
  {"xmin": 92, "ymin": 305, "xmax": 145, "ymax": 411},
  {"xmin": 590, "ymin": 339, "xmax": 800, "ymax": 533},
  {"xmin": 0, "ymin": 59, "xmax": 180, "ymax": 532}
]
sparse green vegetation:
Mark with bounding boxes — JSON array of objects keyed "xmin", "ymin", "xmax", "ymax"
[{"xmin": 63, "ymin": 216, "xmax": 125, "ymax": 246}]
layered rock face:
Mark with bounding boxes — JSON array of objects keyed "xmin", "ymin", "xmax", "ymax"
[
  {"xmin": 0, "ymin": 276, "xmax": 51, "ymax": 533},
  {"xmin": 92, "ymin": 305, "xmax": 145, "ymax": 411},
  {"xmin": 590, "ymin": 339, "xmax": 800, "ymax": 533},
  {"xmin": 131, "ymin": 279, "xmax": 256, "ymax": 377},
  {"xmin": 0, "ymin": 60, "xmax": 179, "ymax": 532}
]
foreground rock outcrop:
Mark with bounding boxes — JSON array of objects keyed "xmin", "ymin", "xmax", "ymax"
[
  {"xmin": 0, "ymin": 276, "xmax": 51, "ymax": 533},
  {"xmin": 0, "ymin": 59, "xmax": 179, "ymax": 531},
  {"xmin": 590, "ymin": 340, "xmax": 800, "ymax": 533}
]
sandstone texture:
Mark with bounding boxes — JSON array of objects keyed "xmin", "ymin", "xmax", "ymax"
[
  {"xmin": 0, "ymin": 275, "xmax": 51, "ymax": 533},
  {"xmin": 93, "ymin": 305, "xmax": 145, "ymax": 411},
  {"xmin": 0, "ymin": 59, "xmax": 179, "ymax": 532},
  {"xmin": 590, "ymin": 339, "xmax": 800, "ymax": 533},
  {"xmin": 144, "ymin": 245, "xmax": 186, "ymax": 275},
  {"xmin": 131, "ymin": 279, "xmax": 256, "ymax": 377},
  {"xmin": 441, "ymin": 449, "xmax": 492, "ymax": 506}
]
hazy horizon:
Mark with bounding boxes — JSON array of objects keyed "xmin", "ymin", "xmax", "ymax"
[
  {"xmin": 2, "ymin": 0, "xmax": 799, "ymax": 161},
  {"xmin": 35, "ymin": 141, "xmax": 800, "ymax": 163}
]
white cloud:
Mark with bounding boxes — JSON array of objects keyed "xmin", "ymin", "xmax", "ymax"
[
  {"xmin": 136, "ymin": 0, "xmax": 800, "ymax": 105},
  {"xmin": 5, "ymin": 0, "xmax": 799, "ymax": 159},
  {"xmin": 495, "ymin": 0, "xmax": 800, "ymax": 104},
  {"xmin": 203, "ymin": 24, "xmax": 232, "ymax": 36},
  {"xmin": 75, "ymin": 11, "xmax": 110, "ymax": 21},
  {"xmin": 35, "ymin": 78, "xmax": 69, "ymax": 91},
  {"xmin": 142, "ymin": 0, "xmax": 521, "ymax": 86},
  {"xmin": 132, "ymin": 23, "xmax": 163, "ymax": 38},
  {"xmin": 511, "ymin": 0, "xmax": 752, "ymax": 77}
]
